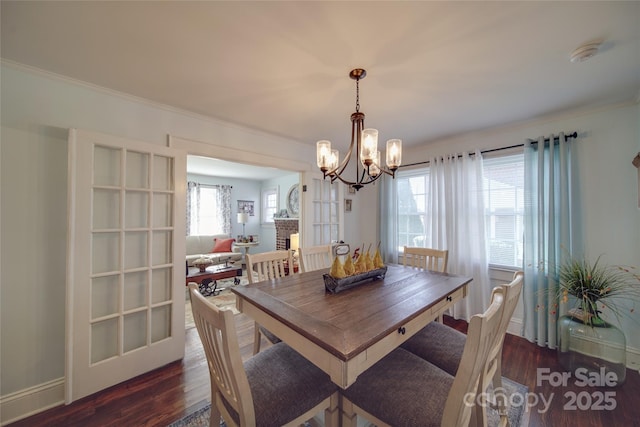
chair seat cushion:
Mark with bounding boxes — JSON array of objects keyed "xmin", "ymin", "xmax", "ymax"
[
  {"xmin": 400, "ymin": 321, "xmax": 466, "ymax": 376},
  {"xmin": 228, "ymin": 343, "xmax": 337, "ymax": 426},
  {"xmin": 343, "ymin": 348, "xmax": 453, "ymax": 427}
]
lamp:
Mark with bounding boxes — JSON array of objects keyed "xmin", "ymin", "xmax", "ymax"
[
  {"xmin": 289, "ymin": 232, "xmax": 299, "ymax": 253},
  {"xmin": 316, "ymin": 68, "xmax": 402, "ymax": 191},
  {"xmin": 237, "ymin": 212, "xmax": 249, "ymax": 238},
  {"xmin": 289, "ymin": 232, "xmax": 299, "ymax": 265}
]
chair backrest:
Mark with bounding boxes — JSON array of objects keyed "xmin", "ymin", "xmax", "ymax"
[
  {"xmin": 298, "ymin": 245, "xmax": 333, "ymax": 273},
  {"xmin": 188, "ymin": 283, "xmax": 255, "ymax": 425},
  {"xmin": 485, "ymin": 271, "xmax": 524, "ymax": 378},
  {"xmin": 246, "ymin": 250, "xmax": 293, "ymax": 284},
  {"xmin": 403, "ymin": 246, "xmax": 449, "ymax": 273},
  {"xmin": 441, "ymin": 288, "xmax": 504, "ymax": 427}
]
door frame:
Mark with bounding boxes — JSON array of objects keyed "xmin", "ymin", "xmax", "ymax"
[{"xmin": 169, "ymin": 135, "xmax": 313, "ymax": 243}]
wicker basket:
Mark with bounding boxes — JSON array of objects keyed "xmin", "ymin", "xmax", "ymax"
[{"xmin": 194, "ymin": 262, "xmax": 212, "ymax": 272}]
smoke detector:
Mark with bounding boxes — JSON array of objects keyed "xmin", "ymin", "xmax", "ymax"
[{"xmin": 570, "ymin": 41, "xmax": 602, "ymax": 63}]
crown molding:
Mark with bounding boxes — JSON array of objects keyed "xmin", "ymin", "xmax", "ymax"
[{"xmin": 0, "ymin": 59, "xmax": 306, "ymax": 146}]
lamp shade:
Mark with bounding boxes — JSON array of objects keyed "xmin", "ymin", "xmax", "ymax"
[
  {"xmin": 289, "ymin": 233, "xmax": 299, "ymax": 252},
  {"xmin": 386, "ymin": 139, "xmax": 402, "ymax": 170},
  {"xmin": 237, "ymin": 212, "xmax": 249, "ymax": 224}
]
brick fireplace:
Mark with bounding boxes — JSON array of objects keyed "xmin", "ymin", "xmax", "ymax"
[{"xmin": 274, "ymin": 218, "xmax": 299, "ymax": 250}]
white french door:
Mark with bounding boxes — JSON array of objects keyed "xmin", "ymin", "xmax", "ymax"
[
  {"xmin": 301, "ymin": 172, "xmax": 343, "ymax": 247},
  {"xmin": 66, "ymin": 129, "xmax": 186, "ymax": 403}
]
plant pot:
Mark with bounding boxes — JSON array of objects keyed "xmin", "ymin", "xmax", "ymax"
[{"xmin": 558, "ymin": 310, "xmax": 626, "ymax": 385}]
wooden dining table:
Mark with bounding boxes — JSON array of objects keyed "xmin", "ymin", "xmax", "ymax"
[{"xmin": 231, "ymin": 263, "xmax": 472, "ymax": 389}]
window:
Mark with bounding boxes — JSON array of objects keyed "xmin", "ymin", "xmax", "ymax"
[
  {"xmin": 187, "ymin": 182, "xmax": 231, "ymax": 236},
  {"xmin": 397, "ymin": 170, "xmax": 431, "ymax": 252},
  {"xmin": 192, "ymin": 186, "xmax": 222, "ymax": 235},
  {"xmin": 262, "ymin": 187, "xmax": 278, "ymax": 224},
  {"xmin": 393, "ymin": 153, "xmax": 524, "ymax": 269},
  {"xmin": 483, "ymin": 153, "xmax": 524, "ymax": 268}
]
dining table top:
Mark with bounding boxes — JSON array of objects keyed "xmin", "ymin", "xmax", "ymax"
[{"xmin": 231, "ymin": 263, "xmax": 472, "ymax": 362}]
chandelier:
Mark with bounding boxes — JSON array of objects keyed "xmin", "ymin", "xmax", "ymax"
[{"xmin": 316, "ymin": 68, "xmax": 402, "ymax": 191}]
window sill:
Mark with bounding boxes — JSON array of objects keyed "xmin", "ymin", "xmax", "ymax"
[{"xmin": 488, "ymin": 264, "xmax": 521, "ymax": 273}]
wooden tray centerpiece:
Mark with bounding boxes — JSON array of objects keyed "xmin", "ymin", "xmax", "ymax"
[{"xmin": 323, "ymin": 243, "xmax": 386, "ymax": 294}]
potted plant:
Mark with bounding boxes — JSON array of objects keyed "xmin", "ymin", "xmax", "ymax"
[{"xmin": 557, "ymin": 255, "xmax": 640, "ymax": 385}]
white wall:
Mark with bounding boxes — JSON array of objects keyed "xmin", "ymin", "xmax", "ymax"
[
  {"xmin": 0, "ymin": 63, "xmax": 314, "ymax": 423},
  {"xmin": 343, "ymin": 184, "xmax": 379, "ymax": 248}
]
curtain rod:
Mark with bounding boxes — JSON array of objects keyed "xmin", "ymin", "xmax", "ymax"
[{"xmin": 400, "ymin": 131, "xmax": 577, "ymax": 168}]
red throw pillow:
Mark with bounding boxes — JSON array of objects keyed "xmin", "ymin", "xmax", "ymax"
[{"xmin": 212, "ymin": 237, "xmax": 235, "ymax": 253}]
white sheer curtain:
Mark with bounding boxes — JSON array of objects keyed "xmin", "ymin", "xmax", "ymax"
[
  {"xmin": 523, "ymin": 133, "xmax": 580, "ymax": 348},
  {"xmin": 429, "ymin": 150, "xmax": 491, "ymax": 319}
]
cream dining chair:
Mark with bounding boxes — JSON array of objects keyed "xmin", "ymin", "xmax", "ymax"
[
  {"xmin": 403, "ymin": 246, "xmax": 449, "ymax": 322},
  {"xmin": 403, "ymin": 246, "xmax": 449, "ymax": 273},
  {"xmin": 401, "ymin": 271, "xmax": 524, "ymax": 427},
  {"xmin": 246, "ymin": 250, "xmax": 293, "ymax": 354},
  {"xmin": 340, "ymin": 287, "xmax": 505, "ymax": 427},
  {"xmin": 298, "ymin": 245, "xmax": 333, "ymax": 273},
  {"xmin": 188, "ymin": 284, "xmax": 339, "ymax": 427}
]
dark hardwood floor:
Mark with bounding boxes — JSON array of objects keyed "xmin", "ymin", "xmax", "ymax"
[{"xmin": 9, "ymin": 313, "xmax": 640, "ymax": 426}]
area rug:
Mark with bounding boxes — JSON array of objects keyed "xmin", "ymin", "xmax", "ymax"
[
  {"xmin": 185, "ymin": 274, "xmax": 249, "ymax": 329},
  {"xmin": 167, "ymin": 377, "xmax": 529, "ymax": 427}
]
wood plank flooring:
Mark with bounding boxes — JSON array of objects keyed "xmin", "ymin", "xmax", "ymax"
[{"xmin": 8, "ymin": 313, "xmax": 640, "ymax": 426}]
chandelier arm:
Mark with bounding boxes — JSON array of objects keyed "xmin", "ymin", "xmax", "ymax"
[
  {"xmin": 326, "ymin": 117, "xmax": 359, "ymax": 178},
  {"xmin": 364, "ymin": 170, "xmax": 383, "ymax": 185},
  {"xmin": 329, "ymin": 167, "xmax": 389, "ymax": 189},
  {"xmin": 359, "ymin": 167, "xmax": 368, "ymax": 184},
  {"xmin": 330, "ymin": 172, "xmax": 359, "ymax": 187},
  {"xmin": 379, "ymin": 168, "xmax": 395, "ymax": 178},
  {"xmin": 355, "ymin": 115, "xmax": 363, "ymax": 186}
]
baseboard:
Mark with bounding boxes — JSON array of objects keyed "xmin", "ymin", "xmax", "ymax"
[
  {"xmin": 507, "ymin": 317, "xmax": 523, "ymax": 336},
  {"xmin": 0, "ymin": 378, "xmax": 64, "ymax": 426},
  {"xmin": 507, "ymin": 317, "xmax": 640, "ymax": 373},
  {"xmin": 626, "ymin": 345, "xmax": 640, "ymax": 373}
]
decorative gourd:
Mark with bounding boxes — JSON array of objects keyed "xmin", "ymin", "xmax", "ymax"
[
  {"xmin": 354, "ymin": 253, "xmax": 367, "ymax": 274},
  {"xmin": 343, "ymin": 254, "xmax": 355, "ymax": 276},
  {"xmin": 329, "ymin": 256, "xmax": 346, "ymax": 279},
  {"xmin": 373, "ymin": 247, "xmax": 384, "ymax": 269},
  {"xmin": 365, "ymin": 249, "xmax": 374, "ymax": 272}
]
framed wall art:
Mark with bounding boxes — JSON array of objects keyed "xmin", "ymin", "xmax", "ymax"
[{"xmin": 238, "ymin": 200, "xmax": 255, "ymax": 216}]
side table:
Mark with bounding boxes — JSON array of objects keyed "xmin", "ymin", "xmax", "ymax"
[
  {"xmin": 235, "ymin": 241, "xmax": 259, "ymax": 266},
  {"xmin": 235, "ymin": 241, "xmax": 259, "ymax": 256}
]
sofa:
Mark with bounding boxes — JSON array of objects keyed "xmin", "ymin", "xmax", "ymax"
[{"xmin": 186, "ymin": 234, "xmax": 243, "ymax": 266}]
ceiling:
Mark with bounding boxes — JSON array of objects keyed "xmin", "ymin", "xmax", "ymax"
[{"xmin": 2, "ymin": 1, "xmax": 639, "ymax": 157}]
